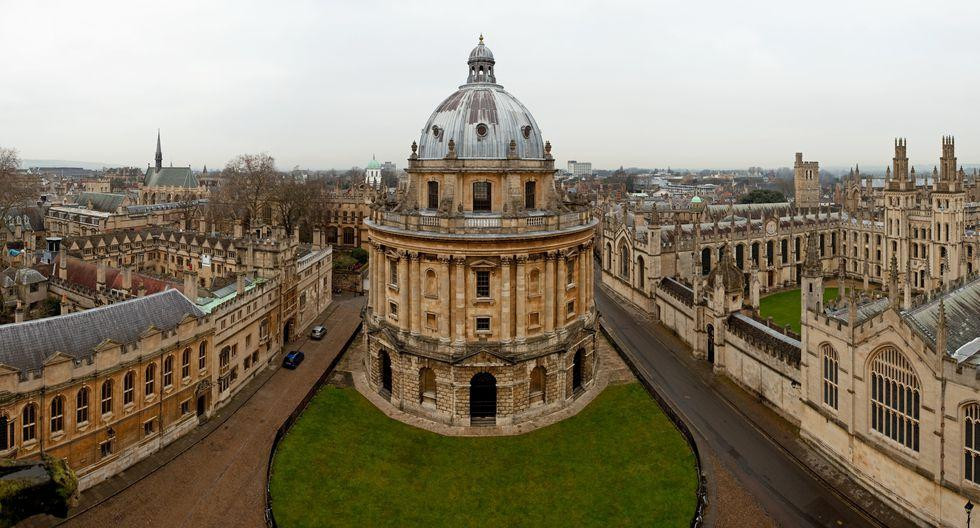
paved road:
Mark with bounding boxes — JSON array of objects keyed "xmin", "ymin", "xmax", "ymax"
[
  {"xmin": 596, "ymin": 282, "xmax": 914, "ymax": 528},
  {"xmin": 60, "ymin": 294, "xmax": 365, "ymax": 528}
]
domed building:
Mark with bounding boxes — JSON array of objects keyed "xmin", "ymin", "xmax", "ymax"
[
  {"xmin": 365, "ymin": 156, "xmax": 382, "ymax": 187},
  {"xmin": 363, "ymin": 36, "xmax": 598, "ymax": 426}
]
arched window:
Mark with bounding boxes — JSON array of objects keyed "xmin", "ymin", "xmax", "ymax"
[
  {"xmin": 701, "ymin": 247, "xmax": 711, "ymax": 276},
  {"xmin": 618, "ymin": 242, "xmax": 630, "ymax": 279},
  {"xmin": 427, "ymin": 181, "xmax": 439, "ymax": 209},
  {"xmin": 182, "ymin": 348, "xmax": 191, "ymax": 379},
  {"xmin": 419, "ymin": 367, "xmax": 436, "ymax": 408},
  {"xmin": 637, "ymin": 256, "xmax": 646, "ymax": 288},
  {"xmin": 123, "ymin": 370, "xmax": 135, "ymax": 405},
  {"xmin": 76, "ymin": 387, "xmax": 90, "ymax": 424},
  {"xmin": 870, "ymin": 347, "xmax": 920, "ymax": 451},
  {"xmin": 199, "ymin": 342, "xmax": 207, "ymax": 371},
  {"xmin": 22, "ymin": 404, "xmax": 37, "ymax": 442},
  {"xmin": 529, "ymin": 366, "xmax": 546, "ymax": 405},
  {"xmin": 326, "ymin": 226, "xmax": 338, "ymax": 244},
  {"xmin": 0, "ymin": 414, "xmax": 13, "ymax": 450},
  {"xmin": 821, "ymin": 344, "xmax": 838, "ymax": 410},
  {"xmin": 101, "ymin": 380, "xmax": 113, "ymax": 415},
  {"xmin": 50, "ymin": 396, "xmax": 65, "ymax": 434},
  {"xmin": 528, "ymin": 269, "xmax": 541, "ymax": 294},
  {"xmin": 145, "ymin": 364, "xmax": 156, "ymax": 396},
  {"xmin": 424, "ymin": 269, "xmax": 437, "ymax": 297},
  {"xmin": 163, "ymin": 355, "xmax": 174, "ymax": 388},
  {"xmin": 473, "ymin": 181, "xmax": 492, "ymax": 211},
  {"xmin": 964, "ymin": 403, "xmax": 980, "ymax": 484},
  {"xmin": 604, "ymin": 243, "xmax": 612, "ymax": 270}
]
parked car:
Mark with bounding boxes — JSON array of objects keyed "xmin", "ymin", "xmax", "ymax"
[
  {"xmin": 310, "ymin": 325, "xmax": 326, "ymax": 340},
  {"xmin": 282, "ymin": 351, "xmax": 305, "ymax": 369}
]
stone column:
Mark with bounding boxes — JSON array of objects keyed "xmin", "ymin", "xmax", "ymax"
[
  {"xmin": 453, "ymin": 256, "xmax": 466, "ymax": 344},
  {"xmin": 410, "ymin": 252, "xmax": 421, "ymax": 335},
  {"xmin": 398, "ymin": 252, "xmax": 409, "ymax": 331},
  {"xmin": 545, "ymin": 252, "xmax": 556, "ymax": 333},
  {"xmin": 557, "ymin": 253, "xmax": 568, "ymax": 324},
  {"xmin": 439, "ymin": 256, "xmax": 451, "ymax": 342},
  {"xmin": 368, "ymin": 243, "xmax": 377, "ymax": 311},
  {"xmin": 578, "ymin": 249, "xmax": 587, "ymax": 318},
  {"xmin": 500, "ymin": 256, "xmax": 512, "ymax": 342},
  {"xmin": 516, "ymin": 255, "xmax": 527, "ymax": 341}
]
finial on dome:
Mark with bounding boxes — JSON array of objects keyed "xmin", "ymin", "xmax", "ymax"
[{"xmin": 479, "ymin": 33, "xmax": 484, "ymax": 44}]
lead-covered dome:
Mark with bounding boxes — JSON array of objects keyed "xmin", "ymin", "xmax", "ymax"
[{"xmin": 417, "ymin": 37, "xmax": 545, "ymax": 160}]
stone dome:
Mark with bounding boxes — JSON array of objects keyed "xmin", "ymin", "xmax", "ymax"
[{"xmin": 416, "ymin": 37, "xmax": 545, "ymax": 160}]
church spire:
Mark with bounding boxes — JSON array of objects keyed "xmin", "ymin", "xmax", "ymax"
[{"xmin": 155, "ymin": 129, "xmax": 163, "ymax": 171}]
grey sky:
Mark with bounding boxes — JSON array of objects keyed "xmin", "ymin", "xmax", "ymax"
[{"xmin": 1, "ymin": 0, "xmax": 978, "ymax": 171}]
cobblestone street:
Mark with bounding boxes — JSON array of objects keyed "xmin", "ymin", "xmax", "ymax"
[{"xmin": 37, "ymin": 294, "xmax": 365, "ymax": 528}]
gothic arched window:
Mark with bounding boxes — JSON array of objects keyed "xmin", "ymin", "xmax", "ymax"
[
  {"xmin": 870, "ymin": 346, "xmax": 920, "ymax": 451},
  {"xmin": 964, "ymin": 403, "xmax": 980, "ymax": 484},
  {"xmin": 822, "ymin": 344, "xmax": 838, "ymax": 410},
  {"xmin": 618, "ymin": 242, "xmax": 630, "ymax": 279}
]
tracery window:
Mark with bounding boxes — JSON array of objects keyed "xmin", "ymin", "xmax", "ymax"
[
  {"xmin": 76, "ymin": 387, "xmax": 90, "ymax": 424},
  {"xmin": 821, "ymin": 344, "xmax": 838, "ymax": 410},
  {"xmin": 870, "ymin": 347, "xmax": 920, "ymax": 451},
  {"xmin": 619, "ymin": 242, "xmax": 630, "ymax": 279},
  {"xmin": 964, "ymin": 404, "xmax": 980, "ymax": 484}
]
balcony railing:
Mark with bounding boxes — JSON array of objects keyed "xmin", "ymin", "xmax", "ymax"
[{"xmin": 372, "ymin": 209, "xmax": 594, "ymax": 235}]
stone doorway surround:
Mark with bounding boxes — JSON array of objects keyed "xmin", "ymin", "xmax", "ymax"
[{"xmin": 345, "ymin": 333, "xmax": 634, "ymax": 437}]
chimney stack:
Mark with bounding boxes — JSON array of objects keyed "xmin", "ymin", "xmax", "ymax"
[
  {"xmin": 236, "ymin": 272, "xmax": 246, "ymax": 296},
  {"xmin": 96, "ymin": 260, "xmax": 107, "ymax": 291},
  {"xmin": 121, "ymin": 267, "xmax": 133, "ymax": 293},
  {"xmin": 313, "ymin": 227, "xmax": 322, "ymax": 249},
  {"xmin": 58, "ymin": 245, "xmax": 68, "ymax": 281},
  {"xmin": 14, "ymin": 301, "xmax": 24, "ymax": 323},
  {"xmin": 184, "ymin": 270, "xmax": 198, "ymax": 301},
  {"xmin": 137, "ymin": 283, "xmax": 147, "ymax": 297}
]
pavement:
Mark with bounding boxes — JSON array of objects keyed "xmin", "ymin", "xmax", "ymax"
[
  {"xmin": 28, "ymin": 293, "xmax": 365, "ymax": 528},
  {"xmin": 596, "ymin": 279, "xmax": 918, "ymax": 528}
]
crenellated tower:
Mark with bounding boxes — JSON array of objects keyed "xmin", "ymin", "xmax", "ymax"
[{"xmin": 794, "ymin": 152, "xmax": 820, "ymax": 210}]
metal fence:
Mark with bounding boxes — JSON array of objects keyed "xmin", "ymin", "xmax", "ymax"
[
  {"xmin": 599, "ymin": 318, "xmax": 708, "ymax": 528},
  {"xmin": 264, "ymin": 322, "xmax": 363, "ymax": 528}
]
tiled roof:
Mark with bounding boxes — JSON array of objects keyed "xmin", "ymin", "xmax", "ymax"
[
  {"xmin": 905, "ymin": 277, "xmax": 980, "ymax": 359},
  {"xmin": 76, "ymin": 192, "xmax": 126, "ymax": 212},
  {"xmin": 143, "ymin": 167, "xmax": 198, "ymax": 188},
  {"xmin": 52, "ymin": 255, "xmax": 181, "ymax": 295},
  {"xmin": 0, "ymin": 290, "xmax": 204, "ymax": 373}
]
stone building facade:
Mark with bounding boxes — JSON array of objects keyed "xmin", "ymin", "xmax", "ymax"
[
  {"xmin": 601, "ymin": 137, "xmax": 980, "ymax": 527},
  {"xmin": 794, "ymin": 151, "xmax": 820, "ymax": 209},
  {"xmin": 363, "ymin": 37, "xmax": 598, "ymax": 426}
]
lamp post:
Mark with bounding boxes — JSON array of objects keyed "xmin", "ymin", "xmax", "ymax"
[{"xmin": 967, "ymin": 499, "xmax": 974, "ymax": 528}]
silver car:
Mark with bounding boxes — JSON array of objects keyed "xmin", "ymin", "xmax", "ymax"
[{"xmin": 310, "ymin": 325, "xmax": 326, "ymax": 340}]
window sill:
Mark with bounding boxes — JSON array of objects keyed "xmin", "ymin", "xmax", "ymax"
[
  {"xmin": 565, "ymin": 283, "xmax": 576, "ymax": 291},
  {"xmin": 388, "ymin": 284, "xmax": 399, "ymax": 292},
  {"xmin": 527, "ymin": 293, "xmax": 541, "ymax": 300},
  {"xmin": 76, "ymin": 421, "xmax": 90, "ymax": 433},
  {"xmin": 474, "ymin": 298, "xmax": 494, "ymax": 306},
  {"xmin": 49, "ymin": 432, "xmax": 65, "ymax": 442}
]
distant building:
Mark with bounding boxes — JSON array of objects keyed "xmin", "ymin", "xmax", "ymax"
[
  {"xmin": 567, "ymin": 160, "xmax": 593, "ymax": 177},
  {"xmin": 365, "ymin": 156, "xmax": 382, "ymax": 187},
  {"xmin": 139, "ymin": 132, "xmax": 207, "ymax": 205}
]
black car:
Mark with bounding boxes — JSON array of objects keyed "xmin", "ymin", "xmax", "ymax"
[
  {"xmin": 310, "ymin": 325, "xmax": 326, "ymax": 340},
  {"xmin": 282, "ymin": 351, "xmax": 305, "ymax": 369}
]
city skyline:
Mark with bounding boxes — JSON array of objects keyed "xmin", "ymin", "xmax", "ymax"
[{"xmin": 2, "ymin": 1, "xmax": 979, "ymax": 170}]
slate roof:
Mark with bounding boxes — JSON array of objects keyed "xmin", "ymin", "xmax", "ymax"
[
  {"xmin": 76, "ymin": 192, "xmax": 126, "ymax": 212},
  {"xmin": 2, "ymin": 207, "xmax": 46, "ymax": 231},
  {"xmin": 143, "ymin": 167, "xmax": 198, "ymax": 188},
  {"xmin": 905, "ymin": 277, "xmax": 980, "ymax": 360},
  {"xmin": 0, "ymin": 289, "xmax": 204, "ymax": 373}
]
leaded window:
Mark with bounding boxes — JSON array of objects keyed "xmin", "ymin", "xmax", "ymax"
[
  {"xmin": 822, "ymin": 344, "xmax": 838, "ymax": 410},
  {"xmin": 870, "ymin": 347, "xmax": 920, "ymax": 451},
  {"xmin": 965, "ymin": 404, "xmax": 980, "ymax": 484}
]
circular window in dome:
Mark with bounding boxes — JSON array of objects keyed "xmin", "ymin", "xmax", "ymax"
[
  {"xmin": 521, "ymin": 125, "xmax": 532, "ymax": 139},
  {"xmin": 476, "ymin": 123, "xmax": 488, "ymax": 137},
  {"xmin": 431, "ymin": 125, "xmax": 442, "ymax": 138}
]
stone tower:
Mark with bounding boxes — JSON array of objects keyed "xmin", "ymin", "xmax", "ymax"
[
  {"xmin": 931, "ymin": 136, "xmax": 965, "ymax": 286},
  {"xmin": 794, "ymin": 152, "xmax": 820, "ymax": 210}
]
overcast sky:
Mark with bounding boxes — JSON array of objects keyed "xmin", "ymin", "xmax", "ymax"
[{"xmin": 1, "ymin": 0, "xmax": 978, "ymax": 171}]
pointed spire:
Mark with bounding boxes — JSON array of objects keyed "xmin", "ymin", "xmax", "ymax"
[
  {"xmin": 155, "ymin": 129, "xmax": 163, "ymax": 171},
  {"xmin": 803, "ymin": 230, "xmax": 821, "ymax": 277}
]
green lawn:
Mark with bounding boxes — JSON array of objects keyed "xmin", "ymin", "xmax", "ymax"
[
  {"xmin": 759, "ymin": 287, "xmax": 838, "ymax": 334},
  {"xmin": 270, "ymin": 383, "xmax": 698, "ymax": 528}
]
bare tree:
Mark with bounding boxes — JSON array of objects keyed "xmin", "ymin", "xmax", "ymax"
[
  {"xmin": 269, "ymin": 174, "xmax": 315, "ymax": 237},
  {"xmin": 213, "ymin": 153, "xmax": 277, "ymax": 231},
  {"xmin": 0, "ymin": 148, "xmax": 39, "ymax": 238}
]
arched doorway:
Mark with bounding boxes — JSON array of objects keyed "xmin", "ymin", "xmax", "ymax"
[
  {"xmin": 379, "ymin": 350, "xmax": 392, "ymax": 398},
  {"xmin": 469, "ymin": 372, "xmax": 497, "ymax": 425},
  {"xmin": 572, "ymin": 349, "xmax": 584, "ymax": 393},
  {"xmin": 706, "ymin": 324, "xmax": 715, "ymax": 364},
  {"xmin": 283, "ymin": 318, "xmax": 294, "ymax": 344}
]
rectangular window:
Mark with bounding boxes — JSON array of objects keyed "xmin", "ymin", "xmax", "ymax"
[
  {"xmin": 528, "ymin": 312, "xmax": 540, "ymax": 327},
  {"xmin": 567, "ymin": 259, "xmax": 575, "ymax": 286},
  {"xmin": 181, "ymin": 400, "xmax": 190, "ymax": 415},
  {"xmin": 567, "ymin": 300, "xmax": 575, "ymax": 316},
  {"xmin": 524, "ymin": 180, "xmax": 536, "ymax": 209},
  {"xmin": 143, "ymin": 419, "xmax": 155, "ymax": 436},
  {"xmin": 427, "ymin": 181, "xmax": 439, "ymax": 209},
  {"xmin": 473, "ymin": 181, "xmax": 491, "ymax": 211},
  {"xmin": 476, "ymin": 316, "xmax": 491, "ymax": 332},
  {"xmin": 425, "ymin": 313, "xmax": 437, "ymax": 330},
  {"xmin": 100, "ymin": 440, "xmax": 113, "ymax": 458},
  {"xmin": 476, "ymin": 270, "xmax": 490, "ymax": 298},
  {"xmin": 389, "ymin": 302, "xmax": 398, "ymax": 319},
  {"xmin": 389, "ymin": 260, "xmax": 398, "ymax": 286}
]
